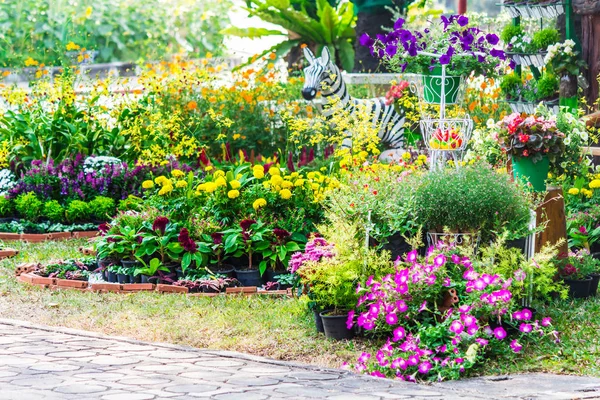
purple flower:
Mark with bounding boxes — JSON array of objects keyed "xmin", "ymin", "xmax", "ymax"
[
  {"xmin": 385, "ymin": 313, "xmax": 398, "ymax": 325},
  {"xmin": 493, "ymin": 327, "xmax": 507, "ymax": 340},
  {"xmin": 434, "ymin": 254, "xmax": 446, "ymax": 267},
  {"xmin": 346, "ymin": 310, "xmax": 355, "ymax": 330},
  {"xmin": 394, "ymin": 18, "xmax": 405, "ymax": 30},
  {"xmin": 519, "ymin": 323, "xmax": 533, "ymax": 333},
  {"xmin": 449, "ymin": 320, "xmax": 464, "ymax": 334},
  {"xmin": 395, "ymin": 300, "xmax": 408, "ymax": 313},
  {"xmin": 510, "ymin": 339, "xmax": 523, "ymax": 353},
  {"xmin": 457, "ymin": 15, "xmax": 469, "ymax": 27},
  {"xmin": 486, "ymin": 33, "xmax": 499, "ymax": 45},
  {"xmin": 418, "ymin": 361, "xmax": 432, "ymax": 374},
  {"xmin": 541, "ymin": 317, "xmax": 552, "ymax": 327},
  {"xmin": 152, "ymin": 216, "xmax": 169, "ymax": 234},
  {"xmin": 370, "ymin": 370, "xmax": 386, "ymax": 378},
  {"xmin": 407, "ymin": 354, "xmax": 420, "ymax": 366},
  {"xmin": 521, "ymin": 309, "xmax": 533, "ymax": 320},
  {"xmin": 391, "ymin": 357, "xmax": 407, "ymax": 370},
  {"xmin": 439, "ymin": 54, "xmax": 451, "ymax": 65},
  {"xmin": 476, "ymin": 338, "xmax": 489, "ymax": 346},
  {"xmin": 392, "ymin": 326, "xmax": 406, "ymax": 342},
  {"xmin": 178, "ymin": 228, "xmax": 197, "ymax": 253},
  {"xmin": 359, "ymin": 33, "xmax": 374, "ymax": 48},
  {"xmin": 406, "ymin": 250, "xmax": 418, "ymax": 263}
]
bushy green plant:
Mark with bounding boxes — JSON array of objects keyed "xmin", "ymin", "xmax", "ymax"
[
  {"xmin": 0, "ymin": 196, "xmax": 13, "ymax": 217},
  {"xmin": 118, "ymin": 195, "xmax": 144, "ymax": 212},
  {"xmin": 532, "ymin": 28, "xmax": 560, "ymax": 51},
  {"xmin": 536, "ymin": 74, "xmax": 559, "ymax": 100},
  {"xmin": 14, "ymin": 192, "xmax": 43, "ymax": 222},
  {"xmin": 43, "ymin": 200, "xmax": 65, "ymax": 223},
  {"xmin": 66, "ymin": 200, "xmax": 90, "ymax": 223},
  {"xmin": 414, "ymin": 165, "xmax": 533, "ymax": 237},
  {"xmin": 89, "ymin": 196, "xmax": 116, "ymax": 221},
  {"xmin": 500, "ymin": 73, "xmax": 523, "ymax": 100},
  {"xmin": 501, "ymin": 24, "xmax": 523, "ymax": 45}
]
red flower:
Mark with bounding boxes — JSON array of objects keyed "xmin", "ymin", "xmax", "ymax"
[
  {"xmin": 579, "ymin": 226, "xmax": 588, "ymax": 235},
  {"xmin": 240, "ymin": 219, "xmax": 256, "ymax": 232},
  {"xmin": 273, "ymin": 228, "xmax": 290, "ymax": 240},
  {"xmin": 152, "ymin": 216, "xmax": 169, "ymax": 234},
  {"xmin": 178, "ymin": 228, "xmax": 197, "ymax": 253},
  {"xmin": 98, "ymin": 222, "xmax": 110, "ymax": 235},
  {"xmin": 522, "ymin": 149, "xmax": 529, "ymax": 157},
  {"xmin": 211, "ymin": 232, "xmax": 224, "ymax": 245}
]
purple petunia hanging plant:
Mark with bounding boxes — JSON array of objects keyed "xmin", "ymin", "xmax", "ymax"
[{"xmin": 360, "ymin": 15, "xmax": 508, "ymax": 77}]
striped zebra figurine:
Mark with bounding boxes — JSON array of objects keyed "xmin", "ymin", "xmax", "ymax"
[{"xmin": 301, "ymin": 47, "xmax": 406, "ymax": 161}]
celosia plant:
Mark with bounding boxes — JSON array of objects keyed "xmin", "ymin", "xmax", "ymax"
[{"xmin": 346, "ymin": 244, "xmax": 559, "ymax": 381}]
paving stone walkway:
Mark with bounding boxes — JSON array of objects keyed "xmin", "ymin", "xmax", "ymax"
[{"xmin": 0, "ymin": 319, "xmax": 599, "ymax": 400}]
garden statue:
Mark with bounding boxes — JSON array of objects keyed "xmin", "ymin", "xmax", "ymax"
[{"xmin": 301, "ymin": 47, "xmax": 406, "ymax": 161}]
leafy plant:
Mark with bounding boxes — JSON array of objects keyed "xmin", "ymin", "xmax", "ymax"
[
  {"xmin": 258, "ymin": 228, "xmax": 303, "ymax": 275},
  {"xmin": 66, "ymin": 200, "xmax": 90, "ymax": 223},
  {"xmin": 531, "ymin": 28, "xmax": 560, "ymax": 51},
  {"xmin": 500, "ymin": 73, "xmax": 523, "ymax": 100},
  {"xmin": 0, "ymin": 196, "xmax": 13, "ymax": 217},
  {"xmin": 89, "ymin": 196, "xmax": 116, "ymax": 221},
  {"xmin": 536, "ymin": 74, "xmax": 559, "ymax": 101},
  {"xmin": 501, "ymin": 24, "xmax": 523, "ymax": 45},
  {"xmin": 43, "ymin": 200, "xmax": 65, "ymax": 223},
  {"xmin": 14, "ymin": 192, "xmax": 43, "ymax": 222},
  {"xmin": 222, "ymin": 219, "xmax": 270, "ymax": 270},
  {"xmin": 222, "ymin": 0, "xmax": 356, "ymax": 71}
]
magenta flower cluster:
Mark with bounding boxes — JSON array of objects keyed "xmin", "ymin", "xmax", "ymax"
[
  {"xmin": 346, "ymin": 245, "xmax": 559, "ymax": 381},
  {"xmin": 288, "ymin": 237, "xmax": 335, "ymax": 274}
]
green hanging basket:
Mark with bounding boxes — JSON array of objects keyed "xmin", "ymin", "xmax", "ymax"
[
  {"xmin": 512, "ymin": 154, "xmax": 549, "ymax": 192},
  {"xmin": 422, "ymin": 66, "xmax": 462, "ymax": 105}
]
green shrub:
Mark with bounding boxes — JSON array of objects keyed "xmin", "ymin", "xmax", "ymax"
[
  {"xmin": 14, "ymin": 192, "xmax": 43, "ymax": 222},
  {"xmin": 43, "ymin": 200, "xmax": 65, "ymax": 223},
  {"xmin": 414, "ymin": 165, "xmax": 533, "ymax": 237},
  {"xmin": 536, "ymin": 74, "xmax": 559, "ymax": 100},
  {"xmin": 66, "ymin": 200, "xmax": 91, "ymax": 223},
  {"xmin": 118, "ymin": 195, "xmax": 144, "ymax": 212},
  {"xmin": 0, "ymin": 196, "xmax": 13, "ymax": 218},
  {"xmin": 532, "ymin": 28, "xmax": 560, "ymax": 51},
  {"xmin": 501, "ymin": 24, "xmax": 523, "ymax": 45},
  {"xmin": 500, "ymin": 73, "xmax": 522, "ymax": 99},
  {"xmin": 89, "ymin": 196, "xmax": 116, "ymax": 221}
]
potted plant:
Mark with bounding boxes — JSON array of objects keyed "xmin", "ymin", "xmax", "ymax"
[
  {"xmin": 497, "ymin": 113, "xmax": 565, "ymax": 192},
  {"xmin": 204, "ymin": 232, "xmax": 235, "ymax": 277},
  {"xmin": 259, "ymin": 228, "xmax": 302, "ymax": 282},
  {"xmin": 544, "ymin": 40, "xmax": 587, "ymax": 111},
  {"xmin": 414, "ymin": 165, "xmax": 534, "ymax": 245},
  {"xmin": 222, "ymin": 219, "xmax": 270, "ymax": 287},
  {"xmin": 134, "ymin": 216, "xmax": 183, "ymax": 281},
  {"xmin": 555, "ymin": 251, "xmax": 596, "ymax": 298},
  {"xmin": 362, "ymin": 15, "xmax": 506, "ymax": 103}
]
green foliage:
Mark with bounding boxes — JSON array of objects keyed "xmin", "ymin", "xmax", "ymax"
[
  {"xmin": 223, "ymin": 0, "xmax": 356, "ymax": 71},
  {"xmin": 414, "ymin": 166, "xmax": 533, "ymax": 237},
  {"xmin": 89, "ymin": 196, "xmax": 116, "ymax": 221},
  {"xmin": 536, "ymin": 74, "xmax": 559, "ymax": 100},
  {"xmin": 532, "ymin": 28, "xmax": 560, "ymax": 51},
  {"xmin": 14, "ymin": 192, "xmax": 43, "ymax": 222},
  {"xmin": 43, "ymin": 200, "xmax": 65, "ymax": 223},
  {"xmin": 66, "ymin": 200, "xmax": 90, "ymax": 223},
  {"xmin": 0, "ymin": 196, "xmax": 13, "ymax": 217},
  {"xmin": 0, "ymin": 0, "xmax": 232, "ymax": 67},
  {"xmin": 500, "ymin": 24, "xmax": 523, "ymax": 45},
  {"xmin": 500, "ymin": 73, "xmax": 522, "ymax": 99},
  {"xmin": 118, "ymin": 195, "xmax": 144, "ymax": 212}
]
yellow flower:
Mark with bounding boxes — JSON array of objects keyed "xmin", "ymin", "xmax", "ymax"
[
  {"xmin": 204, "ymin": 182, "xmax": 217, "ymax": 193},
  {"xmin": 402, "ymin": 152, "xmax": 411, "ymax": 160},
  {"xmin": 142, "ymin": 180, "xmax": 154, "ymax": 189},
  {"xmin": 253, "ymin": 168, "xmax": 265, "ymax": 179},
  {"xmin": 176, "ymin": 180, "xmax": 188, "ymax": 188},
  {"xmin": 171, "ymin": 169, "xmax": 185, "ymax": 178},
  {"xmin": 581, "ymin": 188, "xmax": 593, "ymax": 198},
  {"xmin": 253, "ymin": 198, "xmax": 267, "ymax": 210},
  {"xmin": 158, "ymin": 185, "xmax": 173, "ymax": 195},
  {"xmin": 66, "ymin": 42, "xmax": 80, "ymax": 51},
  {"xmin": 24, "ymin": 57, "xmax": 39, "ymax": 67},
  {"xmin": 215, "ymin": 176, "xmax": 227, "ymax": 187},
  {"xmin": 590, "ymin": 179, "xmax": 600, "ymax": 189},
  {"xmin": 418, "ymin": 155, "xmax": 427, "ymax": 162},
  {"xmin": 568, "ymin": 188, "xmax": 580, "ymax": 195},
  {"xmin": 294, "ymin": 179, "xmax": 305, "ymax": 187},
  {"xmin": 205, "ymin": 166, "xmax": 213, "ymax": 172},
  {"xmin": 280, "ymin": 189, "xmax": 292, "ymax": 200},
  {"xmin": 228, "ymin": 189, "xmax": 240, "ymax": 199},
  {"xmin": 270, "ymin": 175, "xmax": 283, "ymax": 186},
  {"xmin": 307, "ymin": 172, "xmax": 316, "ymax": 180},
  {"xmin": 281, "ymin": 180, "xmax": 293, "ymax": 189},
  {"xmin": 547, "ymin": 172, "xmax": 553, "ymax": 179},
  {"xmin": 154, "ymin": 176, "xmax": 168, "ymax": 185},
  {"xmin": 84, "ymin": 6, "xmax": 93, "ymax": 18},
  {"xmin": 229, "ymin": 180, "xmax": 241, "ymax": 189},
  {"xmin": 268, "ymin": 166, "xmax": 281, "ymax": 176},
  {"xmin": 214, "ymin": 170, "xmax": 225, "ymax": 178}
]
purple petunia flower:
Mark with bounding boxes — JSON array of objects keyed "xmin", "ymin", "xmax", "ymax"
[
  {"xmin": 519, "ymin": 323, "xmax": 533, "ymax": 333},
  {"xmin": 510, "ymin": 339, "xmax": 523, "ymax": 353},
  {"xmin": 449, "ymin": 320, "xmax": 464, "ymax": 334},
  {"xmin": 493, "ymin": 327, "xmax": 507, "ymax": 340},
  {"xmin": 457, "ymin": 15, "xmax": 469, "ymax": 26},
  {"xmin": 418, "ymin": 361, "xmax": 432, "ymax": 374}
]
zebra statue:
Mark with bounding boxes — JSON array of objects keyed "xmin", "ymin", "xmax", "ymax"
[{"xmin": 301, "ymin": 47, "xmax": 406, "ymax": 161}]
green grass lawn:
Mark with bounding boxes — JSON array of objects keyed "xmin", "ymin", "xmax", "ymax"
[{"xmin": 0, "ymin": 240, "xmax": 598, "ymax": 377}]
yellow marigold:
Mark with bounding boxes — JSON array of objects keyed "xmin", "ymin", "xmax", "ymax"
[
  {"xmin": 253, "ymin": 168, "xmax": 265, "ymax": 179},
  {"xmin": 253, "ymin": 198, "xmax": 267, "ymax": 210},
  {"xmin": 402, "ymin": 152, "xmax": 411, "ymax": 160},
  {"xmin": 66, "ymin": 42, "xmax": 80, "ymax": 51},
  {"xmin": 228, "ymin": 189, "xmax": 240, "ymax": 199},
  {"xmin": 154, "ymin": 176, "xmax": 168, "ymax": 185},
  {"xmin": 205, "ymin": 166, "xmax": 213, "ymax": 172},
  {"xmin": 589, "ymin": 179, "xmax": 600, "ymax": 189},
  {"xmin": 24, "ymin": 57, "xmax": 39, "ymax": 67},
  {"xmin": 281, "ymin": 180, "xmax": 293, "ymax": 189},
  {"xmin": 581, "ymin": 188, "xmax": 593, "ymax": 198},
  {"xmin": 307, "ymin": 172, "xmax": 316, "ymax": 180},
  {"xmin": 142, "ymin": 180, "xmax": 154, "ymax": 189},
  {"xmin": 176, "ymin": 180, "xmax": 188, "ymax": 188},
  {"xmin": 171, "ymin": 169, "xmax": 185, "ymax": 178},
  {"xmin": 204, "ymin": 182, "xmax": 217, "ymax": 193},
  {"xmin": 294, "ymin": 179, "xmax": 305, "ymax": 187},
  {"xmin": 270, "ymin": 175, "xmax": 283, "ymax": 186},
  {"xmin": 215, "ymin": 176, "xmax": 227, "ymax": 187},
  {"xmin": 158, "ymin": 185, "xmax": 173, "ymax": 195},
  {"xmin": 418, "ymin": 155, "xmax": 427, "ymax": 162},
  {"xmin": 568, "ymin": 188, "xmax": 580, "ymax": 195},
  {"xmin": 214, "ymin": 170, "xmax": 225, "ymax": 178},
  {"xmin": 268, "ymin": 167, "xmax": 281, "ymax": 176},
  {"xmin": 280, "ymin": 189, "xmax": 292, "ymax": 200},
  {"xmin": 229, "ymin": 180, "xmax": 241, "ymax": 189}
]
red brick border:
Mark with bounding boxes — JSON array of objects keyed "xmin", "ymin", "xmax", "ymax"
[{"xmin": 0, "ymin": 231, "xmax": 98, "ymax": 242}]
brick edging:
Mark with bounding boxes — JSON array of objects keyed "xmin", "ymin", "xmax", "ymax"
[{"xmin": 0, "ymin": 231, "xmax": 98, "ymax": 242}]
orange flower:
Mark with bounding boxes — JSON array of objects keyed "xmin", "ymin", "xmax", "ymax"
[
  {"xmin": 300, "ymin": 43, "xmax": 308, "ymax": 49},
  {"xmin": 269, "ymin": 52, "xmax": 276, "ymax": 60},
  {"xmin": 468, "ymin": 101, "xmax": 477, "ymax": 112},
  {"xmin": 186, "ymin": 100, "xmax": 198, "ymax": 110},
  {"xmin": 480, "ymin": 81, "xmax": 487, "ymax": 90}
]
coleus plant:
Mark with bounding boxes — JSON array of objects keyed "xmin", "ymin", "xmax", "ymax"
[{"xmin": 258, "ymin": 228, "xmax": 304, "ymax": 276}]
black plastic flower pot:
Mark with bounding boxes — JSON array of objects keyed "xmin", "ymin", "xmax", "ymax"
[
  {"xmin": 141, "ymin": 275, "xmax": 152, "ymax": 284},
  {"xmin": 107, "ymin": 271, "xmax": 118, "ymax": 283},
  {"xmin": 564, "ymin": 277, "xmax": 592, "ymax": 299},
  {"xmin": 262, "ymin": 269, "xmax": 287, "ymax": 284},
  {"xmin": 589, "ymin": 274, "xmax": 600, "ymax": 297},
  {"xmin": 592, "ymin": 252, "xmax": 600, "ymax": 261},
  {"xmin": 313, "ymin": 309, "xmax": 325, "ymax": 333},
  {"xmin": 207, "ymin": 265, "xmax": 236, "ymax": 278},
  {"xmin": 129, "ymin": 274, "xmax": 141, "ymax": 284},
  {"xmin": 319, "ymin": 311, "xmax": 355, "ymax": 340},
  {"xmin": 176, "ymin": 269, "xmax": 184, "ymax": 280},
  {"xmin": 234, "ymin": 268, "xmax": 262, "ymax": 287},
  {"xmin": 117, "ymin": 274, "xmax": 129, "ymax": 284}
]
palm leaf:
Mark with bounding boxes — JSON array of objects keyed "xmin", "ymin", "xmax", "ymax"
[
  {"xmin": 232, "ymin": 39, "xmax": 300, "ymax": 71},
  {"xmin": 336, "ymin": 40, "xmax": 354, "ymax": 71}
]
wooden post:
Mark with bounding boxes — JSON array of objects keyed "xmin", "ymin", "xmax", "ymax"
[
  {"xmin": 573, "ymin": 0, "xmax": 600, "ymax": 109},
  {"xmin": 457, "ymin": 0, "xmax": 467, "ymax": 14},
  {"xmin": 535, "ymin": 186, "xmax": 568, "ymax": 254}
]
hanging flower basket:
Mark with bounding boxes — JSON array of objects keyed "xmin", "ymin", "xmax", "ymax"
[
  {"xmin": 507, "ymin": 52, "xmax": 547, "ymax": 68},
  {"xmin": 502, "ymin": 1, "xmax": 564, "ymax": 19},
  {"xmin": 422, "ymin": 67, "xmax": 463, "ymax": 105},
  {"xmin": 420, "ymin": 118, "xmax": 473, "ymax": 152}
]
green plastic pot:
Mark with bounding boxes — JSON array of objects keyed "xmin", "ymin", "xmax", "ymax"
[
  {"xmin": 512, "ymin": 154, "xmax": 549, "ymax": 192},
  {"xmin": 422, "ymin": 66, "xmax": 462, "ymax": 104}
]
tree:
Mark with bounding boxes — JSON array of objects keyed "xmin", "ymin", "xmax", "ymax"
[{"xmin": 573, "ymin": 0, "xmax": 600, "ymax": 109}]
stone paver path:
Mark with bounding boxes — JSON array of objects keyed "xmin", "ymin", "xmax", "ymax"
[{"xmin": 1, "ymin": 319, "xmax": 599, "ymax": 400}]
